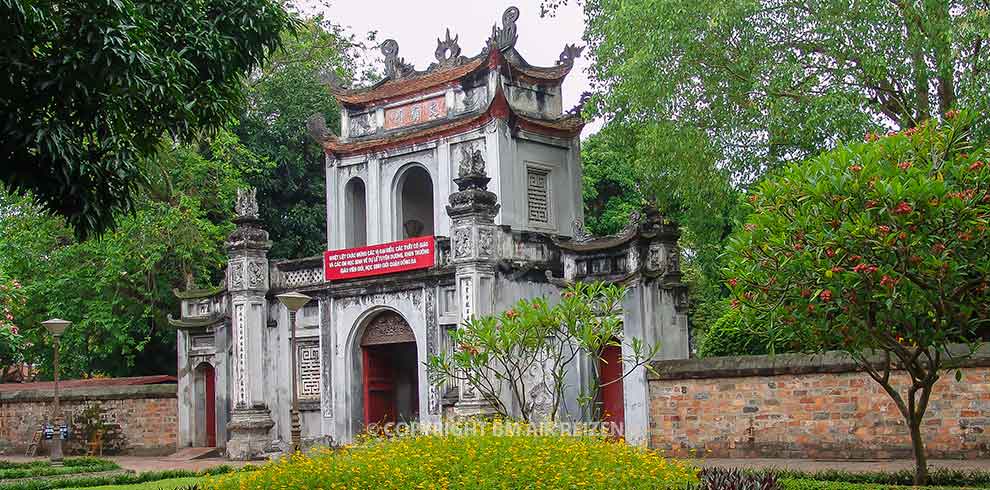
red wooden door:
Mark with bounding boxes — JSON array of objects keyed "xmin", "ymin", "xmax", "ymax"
[
  {"xmin": 363, "ymin": 346, "xmax": 397, "ymax": 426},
  {"xmin": 203, "ymin": 364, "xmax": 217, "ymax": 447},
  {"xmin": 599, "ymin": 344, "xmax": 624, "ymax": 435}
]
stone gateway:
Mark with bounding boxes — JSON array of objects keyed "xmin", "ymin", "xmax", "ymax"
[{"xmin": 168, "ymin": 6, "xmax": 689, "ymax": 460}]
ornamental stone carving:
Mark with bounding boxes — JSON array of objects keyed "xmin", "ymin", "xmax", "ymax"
[
  {"xmin": 433, "ymin": 29, "xmax": 463, "ymax": 68},
  {"xmin": 426, "ymin": 288, "xmax": 441, "ymax": 415},
  {"xmin": 478, "ymin": 228, "xmax": 495, "ymax": 257},
  {"xmin": 453, "ymin": 228, "xmax": 471, "ymax": 259},
  {"xmin": 488, "ymin": 6, "xmax": 519, "ymax": 51},
  {"xmin": 247, "ymin": 260, "xmax": 265, "ymax": 289},
  {"xmin": 382, "ymin": 39, "xmax": 415, "ymax": 79},
  {"xmin": 230, "ymin": 262, "xmax": 245, "ymax": 290},
  {"xmin": 235, "ymin": 188, "xmax": 259, "ymax": 220},
  {"xmin": 361, "ymin": 312, "xmax": 415, "ymax": 346},
  {"xmin": 458, "ymin": 144, "xmax": 486, "ymax": 179},
  {"xmin": 557, "ymin": 43, "xmax": 585, "ymax": 65}
]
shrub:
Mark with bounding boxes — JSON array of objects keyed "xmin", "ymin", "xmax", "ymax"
[
  {"xmin": 0, "ymin": 458, "xmax": 118, "ymax": 481},
  {"xmin": 698, "ymin": 306, "xmax": 771, "ymax": 357},
  {"xmin": 203, "ymin": 422, "xmax": 697, "ymax": 490},
  {"xmin": 698, "ymin": 467, "xmax": 780, "ymax": 490},
  {"xmin": 0, "ymin": 466, "xmax": 237, "ymax": 490}
]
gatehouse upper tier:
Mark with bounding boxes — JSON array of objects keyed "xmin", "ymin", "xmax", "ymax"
[{"xmin": 308, "ymin": 6, "xmax": 586, "ymax": 249}]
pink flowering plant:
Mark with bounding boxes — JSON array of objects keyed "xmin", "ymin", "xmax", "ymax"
[
  {"xmin": 724, "ymin": 110, "xmax": 990, "ymax": 485},
  {"xmin": 0, "ymin": 272, "xmax": 27, "ymax": 380}
]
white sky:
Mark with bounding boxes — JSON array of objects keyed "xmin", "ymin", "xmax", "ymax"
[{"xmin": 297, "ymin": 0, "xmax": 599, "ymax": 136}]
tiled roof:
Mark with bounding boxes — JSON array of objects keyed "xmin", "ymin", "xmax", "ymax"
[
  {"xmin": 0, "ymin": 375, "xmax": 177, "ymax": 392},
  {"xmin": 333, "ymin": 58, "xmax": 486, "ymax": 106}
]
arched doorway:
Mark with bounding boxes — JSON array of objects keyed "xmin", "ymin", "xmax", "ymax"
[
  {"xmin": 193, "ymin": 363, "xmax": 217, "ymax": 447},
  {"xmin": 344, "ymin": 177, "xmax": 367, "ymax": 247},
  {"xmin": 360, "ymin": 312, "xmax": 419, "ymax": 426},
  {"xmin": 396, "ymin": 166, "xmax": 434, "ymax": 239},
  {"xmin": 599, "ymin": 344, "xmax": 624, "ymax": 436}
]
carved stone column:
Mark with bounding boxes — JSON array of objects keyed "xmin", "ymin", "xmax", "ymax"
[
  {"xmin": 225, "ymin": 188, "xmax": 275, "ymax": 460},
  {"xmin": 446, "ymin": 143, "xmax": 500, "ymax": 417}
]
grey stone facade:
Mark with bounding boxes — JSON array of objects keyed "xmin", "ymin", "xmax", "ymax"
[{"xmin": 170, "ymin": 6, "xmax": 689, "ymax": 458}]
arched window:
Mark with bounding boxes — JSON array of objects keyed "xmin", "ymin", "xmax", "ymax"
[
  {"xmin": 344, "ymin": 177, "xmax": 367, "ymax": 247},
  {"xmin": 397, "ymin": 166, "xmax": 434, "ymax": 239}
]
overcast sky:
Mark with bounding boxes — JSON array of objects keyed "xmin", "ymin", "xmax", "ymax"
[{"xmin": 298, "ymin": 1, "xmax": 599, "ymax": 136}]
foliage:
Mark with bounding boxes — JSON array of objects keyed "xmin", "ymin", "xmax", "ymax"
[
  {"xmin": 779, "ymin": 479, "xmax": 977, "ymax": 490},
  {"xmin": 236, "ymin": 16, "xmax": 368, "ymax": 259},
  {"xmin": 202, "ymin": 421, "xmax": 697, "ymax": 490},
  {"xmin": 427, "ymin": 282, "xmax": 658, "ymax": 422},
  {"xmin": 580, "ymin": 125, "xmax": 643, "ymax": 235},
  {"xmin": 698, "ymin": 467, "xmax": 780, "ymax": 490},
  {"xmin": 0, "ymin": 466, "xmax": 237, "ymax": 490},
  {"xmin": 580, "ymin": 123, "xmax": 739, "ymax": 339},
  {"xmin": 0, "ymin": 131, "xmax": 258, "ymax": 378},
  {"xmin": 0, "ymin": 458, "xmax": 118, "ymax": 481},
  {"xmin": 696, "ymin": 305, "xmax": 768, "ymax": 358},
  {"xmin": 772, "ymin": 468, "xmax": 990, "ymax": 488},
  {"xmin": 0, "ymin": 272, "xmax": 27, "ymax": 380},
  {"xmin": 578, "ymin": 0, "xmax": 990, "ymax": 187},
  {"xmin": 723, "ymin": 111, "xmax": 990, "ymax": 485},
  {"xmin": 66, "ymin": 404, "xmax": 126, "ymax": 456},
  {"xmin": 0, "ymin": 0, "xmax": 295, "ymax": 238}
]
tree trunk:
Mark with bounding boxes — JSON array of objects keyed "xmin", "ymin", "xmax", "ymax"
[{"xmin": 909, "ymin": 420, "xmax": 929, "ymax": 486}]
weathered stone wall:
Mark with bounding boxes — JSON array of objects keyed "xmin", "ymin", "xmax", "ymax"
[
  {"xmin": 0, "ymin": 384, "xmax": 177, "ymax": 456},
  {"xmin": 649, "ymin": 351, "xmax": 990, "ymax": 459}
]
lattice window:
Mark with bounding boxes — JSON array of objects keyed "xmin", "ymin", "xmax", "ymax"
[
  {"xmin": 284, "ymin": 268, "xmax": 323, "ymax": 288},
  {"xmin": 297, "ymin": 339, "xmax": 321, "ymax": 400},
  {"xmin": 527, "ymin": 167, "xmax": 550, "ymax": 224}
]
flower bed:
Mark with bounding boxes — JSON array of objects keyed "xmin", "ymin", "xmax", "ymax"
[{"xmin": 204, "ymin": 424, "xmax": 696, "ymax": 490}]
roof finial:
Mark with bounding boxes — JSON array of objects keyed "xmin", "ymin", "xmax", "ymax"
[
  {"xmin": 382, "ymin": 39, "xmax": 415, "ymax": 79},
  {"xmin": 434, "ymin": 28, "xmax": 463, "ymax": 68},
  {"xmin": 557, "ymin": 44, "xmax": 584, "ymax": 65},
  {"xmin": 488, "ymin": 6, "xmax": 519, "ymax": 51}
]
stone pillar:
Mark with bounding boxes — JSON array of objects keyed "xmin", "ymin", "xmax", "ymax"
[
  {"xmin": 446, "ymin": 142, "xmax": 500, "ymax": 417},
  {"xmin": 225, "ymin": 188, "xmax": 275, "ymax": 460}
]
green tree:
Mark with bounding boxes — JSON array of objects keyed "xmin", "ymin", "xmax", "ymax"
[
  {"xmin": 1, "ymin": 0, "xmax": 294, "ymax": 238},
  {"xmin": 0, "ymin": 132, "xmax": 263, "ymax": 378},
  {"xmin": 236, "ymin": 16, "xmax": 367, "ymax": 259},
  {"xmin": 428, "ymin": 282, "xmax": 658, "ymax": 422},
  {"xmin": 577, "ymin": 0, "xmax": 990, "ymax": 184},
  {"xmin": 723, "ymin": 112, "xmax": 990, "ymax": 485},
  {"xmin": 0, "ymin": 272, "xmax": 27, "ymax": 381}
]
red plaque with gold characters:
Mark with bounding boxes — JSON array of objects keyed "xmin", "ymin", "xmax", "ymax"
[
  {"xmin": 324, "ymin": 236, "xmax": 435, "ymax": 280},
  {"xmin": 384, "ymin": 97, "xmax": 447, "ymax": 130}
]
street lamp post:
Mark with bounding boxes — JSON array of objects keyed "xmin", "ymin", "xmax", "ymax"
[
  {"xmin": 41, "ymin": 319, "xmax": 71, "ymax": 465},
  {"xmin": 275, "ymin": 292, "xmax": 311, "ymax": 453}
]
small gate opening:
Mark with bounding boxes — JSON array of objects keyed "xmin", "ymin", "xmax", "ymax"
[
  {"xmin": 599, "ymin": 343, "xmax": 624, "ymax": 436},
  {"xmin": 194, "ymin": 362, "xmax": 217, "ymax": 447},
  {"xmin": 360, "ymin": 312, "xmax": 419, "ymax": 426}
]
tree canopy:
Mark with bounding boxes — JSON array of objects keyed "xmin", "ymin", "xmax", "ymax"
[
  {"xmin": 0, "ymin": 0, "xmax": 295, "ymax": 238},
  {"xmin": 724, "ymin": 112, "xmax": 989, "ymax": 484}
]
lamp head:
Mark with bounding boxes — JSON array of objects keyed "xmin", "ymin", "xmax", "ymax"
[
  {"xmin": 276, "ymin": 292, "xmax": 312, "ymax": 312},
  {"xmin": 42, "ymin": 318, "xmax": 71, "ymax": 337}
]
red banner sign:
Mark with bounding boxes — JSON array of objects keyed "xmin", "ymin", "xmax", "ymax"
[{"xmin": 324, "ymin": 236, "xmax": 435, "ymax": 281}]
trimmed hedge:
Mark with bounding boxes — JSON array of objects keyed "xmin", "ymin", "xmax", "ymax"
[
  {"xmin": 0, "ymin": 466, "xmax": 235, "ymax": 490},
  {"xmin": 774, "ymin": 469, "xmax": 990, "ymax": 488},
  {"xmin": 781, "ymin": 478, "xmax": 980, "ymax": 490},
  {"xmin": 0, "ymin": 460, "xmax": 119, "ymax": 481}
]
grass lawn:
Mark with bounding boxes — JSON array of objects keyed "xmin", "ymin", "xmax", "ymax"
[{"xmin": 61, "ymin": 477, "xmax": 201, "ymax": 490}]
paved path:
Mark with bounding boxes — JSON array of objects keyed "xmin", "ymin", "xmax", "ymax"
[{"xmin": 697, "ymin": 458, "xmax": 990, "ymax": 472}]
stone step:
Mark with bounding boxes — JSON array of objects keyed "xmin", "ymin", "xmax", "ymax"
[{"xmin": 166, "ymin": 447, "xmax": 220, "ymax": 461}]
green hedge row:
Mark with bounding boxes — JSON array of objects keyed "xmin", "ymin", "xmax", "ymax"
[
  {"xmin": 782, "ymin": 478, "xmax": 980, "ymax": 490},
  {"xmin": 773, "ymin": 469, "xmax": 990, "ymax": 488},
  {"xmin": 0, "ymin": 459, "xmax": 119, "ymax": 481},
  {"xmin": 0, "ymin": 466, "xmax": 236, "ymax": 490}
]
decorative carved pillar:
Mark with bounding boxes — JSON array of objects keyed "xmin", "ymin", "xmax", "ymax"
[
  {"xmin": 446, "ymin": 143, "xmax": 500, "ymax": 416},
  {"xmin": 225, "ymin": 188, "xmax": 275, "ymax": 460}
]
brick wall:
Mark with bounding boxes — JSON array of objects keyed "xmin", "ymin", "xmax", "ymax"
[
  {"xmin": 0, "ymin": 384, "xmax": 177, "ymax": 456},
  {"xmin": 648, "ymin": 351, "xmax": 990, "ymax": 459}
]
